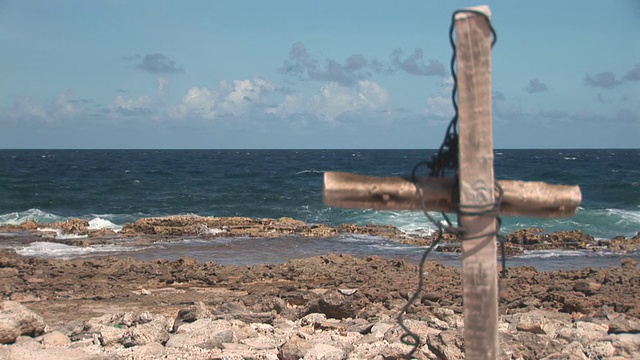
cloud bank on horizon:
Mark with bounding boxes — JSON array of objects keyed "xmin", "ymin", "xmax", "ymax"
[{"xmin": 0, "ymin": 1, "xmax": 638, "ymax": 149}]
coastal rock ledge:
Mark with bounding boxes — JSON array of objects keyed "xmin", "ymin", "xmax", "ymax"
[{"xmin": 1, "ymin": 215, "xmax": 639, "ymax": 255}]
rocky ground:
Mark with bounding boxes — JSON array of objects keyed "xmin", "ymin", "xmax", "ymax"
[
  {"xmin": 1, "ymin": 249, "xmax": 639, "ymax": 359},
  {"xmin": 1, "ymin": 216, "xmax": 639, "ymax": 359}
]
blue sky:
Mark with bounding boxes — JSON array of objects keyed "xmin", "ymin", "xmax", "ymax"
[{"xmin": 1, "ymin": 1, "xmax": 638, "ymax": 149}]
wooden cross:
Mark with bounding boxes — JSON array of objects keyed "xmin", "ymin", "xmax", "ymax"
[{"xmin": 323, "ymin": 6, "xmax": 581, "ymax": 359}]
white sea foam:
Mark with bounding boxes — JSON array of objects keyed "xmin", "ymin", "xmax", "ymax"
[
  {"xmin": 36, "ymin": 228, "xmax": 88, "ymax": 240},
  {"xmin": 339, "ymin": 234, "xmax": 384, "ymax": 242},
  {"xmin": 0, "ymin": 210, "xmax": 136, "ymax": 233},
  {"xmin": 577, "ymin": 208, "xmax": 640, "ymax": 237},
  {"xmin": 16, "ymin": 241, "xmax": 142, "ymax": 259},
  {"xmin": 56, "ymin": 233, "xmax": 89, "ymax": 240},
  {"xmin": 499, "ymin": 207, "xmax": 640, "ymax": 239},
  {"xmin": 370, "ymin": 243, "xmax": 419, "ymax": 251},
  {"xmin": 88, "ymin": 217, "xmax": 122, "ymax": 232},
  {"xmin": 347, "ymin": 210, "xmax": 439, "ymax": 235},
  {"xmin": 295, "ymin": 170, "xmax": 323, "ymax": 175},
  {"xmin": 604, "ymin": 208, "xmax": 640, "ymax": 225},
  {"xmin": 0, "ymin": 208, "xmax": 63, "ymax": 226},
  {"xmin": 198, "ymin": 226, "xmax": 226, "ymax": 235},
  {"xmin": 514, "ymin": 250, "xmax": 587, "ymax": 259}
]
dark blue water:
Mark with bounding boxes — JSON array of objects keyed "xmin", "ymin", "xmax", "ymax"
[{"xmin": 1, "ymin": 149, "xmax": 638, "ymax": 269}]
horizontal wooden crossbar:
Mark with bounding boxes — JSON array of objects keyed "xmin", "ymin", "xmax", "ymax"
[{"xmin": 323, "ymin": 172, "xmax": 582, "ymax": 218}]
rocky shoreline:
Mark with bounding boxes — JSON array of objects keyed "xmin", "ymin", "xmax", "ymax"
[
  {"xmin": 1, "ymin": 216, "xmax": 640, "ymax": 359},
  {"xmin": 1, "ymin": 215, "xmax": 640, "ymax": 255}
]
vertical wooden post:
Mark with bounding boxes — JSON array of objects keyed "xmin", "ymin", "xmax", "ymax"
[{"xmin": 455, "ymin": 6, "xmax": 499, "ymax": 359}]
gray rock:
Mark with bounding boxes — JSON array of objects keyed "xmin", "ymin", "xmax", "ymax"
[
  {"xmin": 241, "ymin": 337, "xmax": 277, "ymax": 350},
  {"xmin": 607, "ymin": 313, "xmax": 640, "ymax": 334},
  {"xmin": 585, "ymin": 340, "xmax": 616, "ymax": 359},
  {"xmin": 561, "ymin": 341, "xmax": 589, "ymax": 360},
  {"xmin": 307, "ymin": 291, "xmax": 356, "ymax": 319},
  {"xmin": 4, "ymin": 342, "xmax": 113, "ymax": 360},
  {"xmin": 270, "ymin": 319, "xmax": 299, "ymax": 347},
  {"xmin": 229, "ymin": 319, "xmax": 259, "ymax": 341},
  {"xmin": 15, "ymin": 335, "xmax": 38, "ymax": 346},
  {"xmin": 0, "ymin": 301, "xmax": 46, "ymax": 344},
  {"xmin": 354, "ymin": 333, "xmax": 378, "ymax": 345},
  {"xmin": 504, "ymin": 310, "xmax": 572, "ymax": 338},
  {"xmin": 338, "ymin": 288, "xmax": 357, "ymax": 296},
  {"xmin": 250, "ymin": 322, "xmax": 275, "ymax": 335},
  {"xmin": 605, "ymin": 333, "xmax": 640, "ymax": 358},
  {"xmin": 301, "ymin": 312, "xmax": 327, "ymax": 326},
  {"xmin": 219, "ymin": 341, "xmax": 279, "ymax": 359},
  {"xmin": 85, "ymin": 313, "xmax": 122, "ymax": 326},
  {"xmin": 211, "ymin": 301, "xmax": 276, "ymax": 324},
  {"xmin": 573, "ymin": 280, "xmax": 602, "ymax": 295},
  {"xmin": 540, "ymin": 353, "xmax": 590, "ymax": 360},
  {"xmin": 500, "ymin": 330, "xmax": 565, "ymax": 359},
  {"xmin": 203, "ymin": 329, "xmax": 234, "ymax": 349},
  {"xmin": 304, "ymin": 343, "xmax": 345, "ymax": 360},
  {"xmin": 120, "ymin": 315, "xmax": 171, "ymax": 347},
  {"xmin": 370, "ymin": 322, "xmax": 393, "ymax": 339},
  {"xmin": 352, "ymin": 341, "xmax": 416, "ymax": 359},
  {"xmin": 432, "ymin": 307, "xmax": 462, "ymax": 328},
  {"xmin": 279, "ymin": 335, "xmax": 313, "ymax": 360},
  {"xmin": 84, "ymin": 311, "xmax": 172, "ymax": 348},
  {"xmin": 165, "ymin": 318, "xmax": 234, "ymax": 349},
  {"xmin": 221, "ymin": 342, "xmax": 251, "ymax": 351},
  {"xmin": 539, "ymin": 340, "xmax": 589, "ymax": 360},
  {"xmin": 171, "ymin": 301, "xmax": 210, "ymax": 332},
  {"xmin": 210, "ymin": 301, "xmax": 261, "ymax": 322},
  {"xmin": 574, "ymin": 321, "xmax": 609, "ymax": 346},
  {"xmin": 383, "ymin": 319, "xmax": 438, "ymax": 345},
  {"xmin": 427, "ymin": 329, "xmax": 464, "ymax": 360},
  {"xmin": 93, "ymin": 324, "xmax": 126, "ymax": 347},
  {"xmin": 41, "ymin": 330, "xmax": 71, "ymax": 347},
  {"xmin": 121, "ymin": 342, "xmax": 166, "ymax": 358},
  {"xmin": 426, "ymin": 316, "xmax": 451, "ymax": 330},
  {"xmin": 123, "ymin": 344, "xmax": 215, "ymax": 360},
  {"xmin": 345, "ymin": 318, "xmax": 373, "ymax": 334},
  {"xmin": 49, "ymin": 320, "xmax": 84, "ymax": 337}
]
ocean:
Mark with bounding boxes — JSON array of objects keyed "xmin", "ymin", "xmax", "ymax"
[{"xmin": 1, "ymin": 149, "xmax": 639, "ymax": 271}]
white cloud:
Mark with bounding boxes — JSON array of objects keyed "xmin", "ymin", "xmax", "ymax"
[
  {"xmin": 8, "ymin": 96, "xmax": 49, "ymax": 121},
  {"xmin": 265, "ymin": 94, "xmax": 306, "ymax": 118},
  {"xmin": 425, "ymin": 95, "xmax": 452, "ymax": 120},
  {"xmin": 311, "ymin": 82, "xmax": 357, "ymax": 121},
  {"xmin": 7, "ymin": 93, "xmax": 83, "ymax": 122},
  {"xmin": 357, "ymin": 80, "xmax": 390, "ymax": 110},
  {"xmin": 424, "ymin": 77, "xmax": 454, "ymax": 121},
  {"xmin": 310, "ymin": 80, "xmax": 389, "ymax": 121},
  {"xmin": 219, "ymin": 78, "xmax": 275, "ymax": 116},
  {"xmin": 109, "ymin": 95, "xmax": 152, "ymax": 117},
  {"xmin": 157, "ymin": 77, "xmax": 168, "ymax": 96},
  {"xmin": 266, "ymin": 80, "xmax": 390, "ymax": 122},
  {"xmin": 53, "ymin": 93, "xmax": 82, "ymax": 118},
  {"xmin": 165, "ymin": 78, "xmax": 275, "ymax": 120},
  {"xmin": 167, "ymin": 87, "xmax": 217, "ymax": 120}
]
